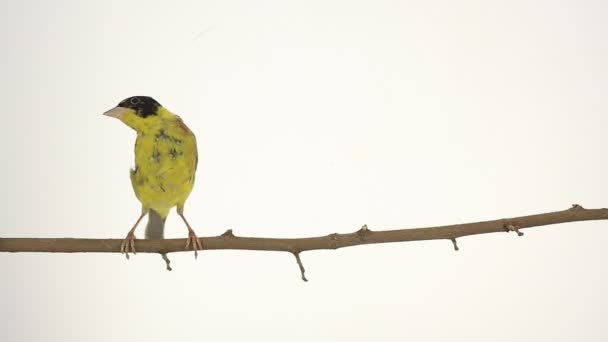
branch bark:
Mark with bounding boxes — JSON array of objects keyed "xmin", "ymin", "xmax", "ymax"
[
  {"xmin": 1, "ymin": 204, "xmax": 606, "ymax": 254},
  {"xmin": 1, "ymin": 204, "xmax": 606, "ymax": 279}
]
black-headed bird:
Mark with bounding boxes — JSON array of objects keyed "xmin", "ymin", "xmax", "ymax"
[{"xmin": 104, "ymin": 96, "xmax": 202, "ymax": 269}]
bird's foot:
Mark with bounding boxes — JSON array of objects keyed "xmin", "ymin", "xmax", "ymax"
[
  {"xmin": 185, "ymin": 229, "xmax": 203, "ymax": 259},
  {"xmin": 120, "ymin": 231, "xmax": 137, "ymax": 259}
]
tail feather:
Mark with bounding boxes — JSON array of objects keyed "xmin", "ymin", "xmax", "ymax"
[
  {"xmin": 145, "ymin": 209, "xmax": 166, "ymax": 239},
  {"xmin": 145, "ymin": 209, "xmax": 172, "ymax": 271}
]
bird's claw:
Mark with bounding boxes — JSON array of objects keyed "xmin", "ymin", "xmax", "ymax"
[
  {"xmin": 185, "ymin": 230, "xmax": 203, "ymax": 259},
  {"xmin": 120, "ymin": 231, "xmax": 137, "ymax": 259}
]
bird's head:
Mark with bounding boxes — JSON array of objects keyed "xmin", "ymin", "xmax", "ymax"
[{"xmin": 103, "ymin": 96, "xmax": 168, "ymax": 132}]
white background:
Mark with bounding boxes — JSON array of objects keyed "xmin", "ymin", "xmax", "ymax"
[{"xmin": 1, "ymin": 1, "xmax": 607, "ymax": 341}]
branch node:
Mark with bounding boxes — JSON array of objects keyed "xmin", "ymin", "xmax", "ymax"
[
  {"xmin": 356, "ymin": 224, "xmax": 372, "ymax": 240},
  {"xmin": 293, "ymin": 252, "xmax": 308, "ymax": 282},
  {"xmin": 221, "ymin": 229, "xmax": 235, "ymax": 237},
  {"xmin": 450, "ymin": 238, "xmax": 459, "ymax": 251},
  {"xmin": 570, "ymin": 204, "xmax": 584, "ymax": 211},
  {"xmin": 505, "ymin": 224, "xmax": 524, "ymax": 237},
  {"xmin": 328, "ymin": 233, "xmax": 339, "ymax": 249}
]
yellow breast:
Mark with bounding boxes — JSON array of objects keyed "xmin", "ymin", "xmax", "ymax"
[{"xmin": 130, "ymin": 118, "xmax": 198, "ymax": 218}]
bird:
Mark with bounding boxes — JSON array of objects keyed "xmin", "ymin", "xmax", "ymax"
[{"xmin": 103, "ymin": 96, "xmax": 202, "ymax": 269}]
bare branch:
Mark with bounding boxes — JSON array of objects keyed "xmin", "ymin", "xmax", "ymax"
[{"xmin": 1, "ymin": 205, "xmax": 606, "ymax": 256}]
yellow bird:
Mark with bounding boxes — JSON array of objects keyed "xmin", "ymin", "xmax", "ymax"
[{"xmin": 104, "ymin": 96, "xmax": 202, "ymax": 268}]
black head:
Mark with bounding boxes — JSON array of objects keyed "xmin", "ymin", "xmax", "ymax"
[{"xmin": 117, "ymin": 96, "xmax": 161, "ymax": 118}]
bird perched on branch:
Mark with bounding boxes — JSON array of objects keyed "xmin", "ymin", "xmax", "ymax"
[{"xmin": 103, "ymin": 96, "xmax": 202, "ymax": 269}]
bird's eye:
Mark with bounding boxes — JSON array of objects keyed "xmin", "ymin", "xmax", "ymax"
[{"xmin": 130, "ymin": 97, "xmax": 141, "ymax": 105}]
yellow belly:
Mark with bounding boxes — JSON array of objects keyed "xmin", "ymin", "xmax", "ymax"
[{"xmin": 130, "ymin": 125, "xmax": 197, "ymax": 218}]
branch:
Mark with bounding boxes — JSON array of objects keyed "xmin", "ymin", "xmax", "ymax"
[{"xmin": 1, "ymin": 205, "xmax": 606, "ymax": 279}]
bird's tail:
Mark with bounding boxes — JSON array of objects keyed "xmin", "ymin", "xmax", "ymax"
[
  {"xmin": 145, "ymin": 209, "xmax": 166, "ymax": 239},
  {"xmin": 145, "ymin": 209, "xmax": 172, "ymax": 271}
]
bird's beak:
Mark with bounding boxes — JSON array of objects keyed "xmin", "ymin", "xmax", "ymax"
[{"xmin": 103, "ymin": 106, "xmax": 129, "ymax": 120}]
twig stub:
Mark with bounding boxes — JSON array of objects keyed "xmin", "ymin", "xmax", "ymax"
[
  {"xmin": 293, "ymin": 252, "xmax": 308, "ymax": 282},
  {"xmin": 161, "ymin": 253, "xmax": 172, "ymax": 271},
  {"xmin": 505, "ymin": 224, "xmax": 524, "ymax": 237},
  {"xmin": 571, "ymin": 204, "xmax": 584, "ymax": 210},
  {"xmin": 450, "ymin": 238, "xmax": 459, "ymax": 251},
  {"xmin": 221, "ymin": 229, "xmax": 235, "ymax": 238},
  {"xmin": 357, "ymin": 224, "xmax": 372, "ymax": 241}
]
